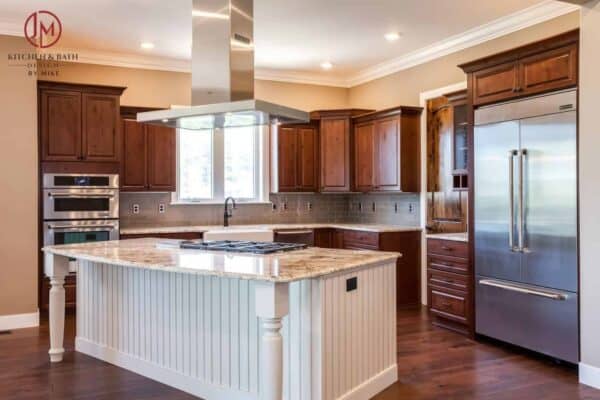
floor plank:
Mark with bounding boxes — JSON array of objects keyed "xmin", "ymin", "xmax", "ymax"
[{"xmin": 1, "ymin": 306, "xmax": 598, "ymax": 399}]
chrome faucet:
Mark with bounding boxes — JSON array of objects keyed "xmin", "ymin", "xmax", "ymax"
[{"xmin": 223, "ymin": 197, "xmax": 236, "ymax": 227}]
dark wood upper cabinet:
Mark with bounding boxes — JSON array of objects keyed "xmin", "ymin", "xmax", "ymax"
[
  {"xmin": 311, "ymin": 109, "xmax": 371, "ymax": 192},
  {"xmin": 354, "ymin": 122, "xmax": 376, "ymax": 191},
  {"xmin": 82, "ymin": 93, "xmax": 120, "ymax": 161},
  {"xmin": 296, "ymin": 127, "xmax": 318, "ymax": 190},
  {"xmin": 276, "ymin": 126, "xmax": 299, "ymax": 192},
  {"xmin": 40, "ymin": 90, "xmax": 82, "ymax": 161},
  {"xmin": 519, "ymin": 43, "xmax": 577, "ymax": 96},
  {"xmin": 272, "ymin": 124, "xmax": 318, "ymax": 192},
  {"xmin": 374, "ymin": 117, "xmax": 400, "ymax": 190},
  {"xmin": 120, "ymin": 109, "xmax": 176, "ymax": 192},
  {"xmin": 121, "ymin": 119, "xmax": 147, "ymax": 191},
  {"xmin": 38, "ymin": 81, "xmax": 126, "ymax": 163},
  {"xmin": 353, "ymin": 106, "xmax": 423, "ymax": 193},
  {"xmin": 471, "ymin": 62, "xmax": 519, "ymax": 106},
  {"xmin": 460, "ymin": 30, "xmax": 579, "ymax": 106},
  {"xmin": 147, "ymin": 124, "xmax": 176, "ymax": 191}
]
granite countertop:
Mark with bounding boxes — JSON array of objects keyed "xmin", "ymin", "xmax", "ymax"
[
  {"xmin": 120, "ymin": 223, "xmax": 422, "ymax": 235},
  {"xmin": 426, "ymin": 232, "xmax": 468, "ymax": 242},
  {"xmin": 42, "ymin": 238, "xmax": 401, "ymax": 283}
]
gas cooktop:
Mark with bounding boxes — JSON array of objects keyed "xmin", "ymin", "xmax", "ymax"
[{"xmin": 180, "ymin": 240, "xmax": 307, "ymax": 254}]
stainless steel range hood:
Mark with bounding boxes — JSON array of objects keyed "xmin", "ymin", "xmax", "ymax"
[{"xmin": 137, "ymin": 0, "xmax": 309, "ymax": 129}]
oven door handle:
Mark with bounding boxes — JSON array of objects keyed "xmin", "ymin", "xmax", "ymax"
[
  {"xmin": 47, "ymin": 224, "xmax": 118, "ymax": 231},
  {"xmin": 47, "ymin": 192, "xmax": 115, "ymax": 199}
]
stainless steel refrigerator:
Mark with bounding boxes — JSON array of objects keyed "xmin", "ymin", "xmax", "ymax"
[{"xmin": 474, "ymin": 89, "xmax": 578, "ymax": 363}]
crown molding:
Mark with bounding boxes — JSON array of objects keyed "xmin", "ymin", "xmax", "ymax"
[
  {"xmin": 346, "ymin": 0, "xmax": 579, "ymax": 87},
  {"xmin": 0, "ymin": 0, "xmax": 580, "ymax": 87},
  {"xmin": 254, "ymin": 68, "xmax": 349, "ymax": 88}
]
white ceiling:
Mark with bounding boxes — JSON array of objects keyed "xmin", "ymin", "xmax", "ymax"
[{"xmin": 0, "ymin": 0, "xmax": 578, "ymax": 86}]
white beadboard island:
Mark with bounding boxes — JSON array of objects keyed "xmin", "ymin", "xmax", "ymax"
[{"xmin": 42, "ymin": 238, "xmax": 400, "ymax": 400}]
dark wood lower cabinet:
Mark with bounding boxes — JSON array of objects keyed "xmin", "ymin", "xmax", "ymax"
[
  {"xmin": 119, "ymin": 232, "xmax": 204, "ymax": 240},
  {"xmin": 427, "ymin": 238, "xmax": 473, "ymax": 336},
  {"xmin": 315, "ymin": 228, "xmax": 421, "ymax": 306}
]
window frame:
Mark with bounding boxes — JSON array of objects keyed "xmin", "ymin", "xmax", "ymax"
[{"xmin": 172, "ymin": 125, "xmax": 270, "ymax": 205}]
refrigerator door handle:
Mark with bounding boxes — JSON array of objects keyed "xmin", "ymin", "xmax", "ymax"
[
  {"xmin": 517, "ymin": 149, "xmax": 527, "ymax": 252},
  {"xmin": 508, "ymin": 150, "xmax": 517, "ymax": 251},
  {"xmin": 479, "ymin": 279, "xmax": 567, "ymax": 300}
]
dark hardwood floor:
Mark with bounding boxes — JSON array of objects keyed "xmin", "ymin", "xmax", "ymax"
[{"xmin": 1, "ymin": 306, "xmax": 598, "ymax": 400}]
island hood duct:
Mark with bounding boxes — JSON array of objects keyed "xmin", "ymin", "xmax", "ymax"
[{"xmin": 137, "ymin": 0, "xmax": 309, "ymax": 130}]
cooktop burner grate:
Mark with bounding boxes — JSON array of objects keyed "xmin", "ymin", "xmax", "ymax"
[{"xmin": 179, "ymin": 240, "xmax": 307, "ymax": 254}]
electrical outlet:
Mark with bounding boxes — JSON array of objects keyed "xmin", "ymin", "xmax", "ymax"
[
  {"xmin": 158, "ymin": 203, "xmax": 166, "ymax": 213},
  {"xmin": 409, "ymin": 203, "xmax": 415, "ymax": 213},
  {"xmin": 307, "ymin": 202, "xmax": 313, "ymax": 211},
  {"xmin": 358, "ymin": 202, "xmax": 363, "ymax": 212},
  {"xmin": 281, "ymin": 202, "xmax": 288, "ymax": 211},
  {"xmin": 271, "ymin": 203, "xmax": 277, "ymax": 211},
  {"xmin": 132, "ymin": 204, "xmax": 140, "ymax": 214},
  {"xmin": 394, "ymin": 203, "xmax": 398, "ymax": 213},
  {"xmin": 372, "ymin": 202, "xmax": 376, "ymax": 212}
]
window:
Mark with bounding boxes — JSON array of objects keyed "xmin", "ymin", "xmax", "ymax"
[{"xmin": 175, "ymin": 126, "xmax": 268, "ymax": 203}]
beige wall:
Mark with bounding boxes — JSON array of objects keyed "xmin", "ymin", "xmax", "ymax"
[
  {"xmin": 0, "ymin": 36, "xmax": 38, "ymax": 316},
  {"xmin": 579, "ymin": 0, "xmax": 600, "ymax": 374},
  {"xmin": 42, "ymin": 63, "xmax": 349, "ymax": 111},
  {"xmin": 348, "ymin": 11, "xmax": 580, "ymax": 109}
]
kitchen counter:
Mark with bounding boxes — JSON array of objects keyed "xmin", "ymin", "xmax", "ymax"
[
  {"xmin": 120, "ymin": 222, "xmax": 422, "ymax": 235},
  {"xmin": 426, "ymin": 232, "xmax": 468, "ymax": 242},
  {"xmin": 42, "ymin": 238, "xmax": 399, "ymax": 400},
  {"xmin": 42, "ymin": 238, "xmax": 400, "ymax": 283}
]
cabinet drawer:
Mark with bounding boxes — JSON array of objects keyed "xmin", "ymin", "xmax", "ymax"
[
  {"xmin": 430, "ymin": 289, "xmax": 467, "ymax": 323},
  {"xmin": 428, "ymin": 255, "xmax": 470, "ymax": 274},
  {"xmin": 428, "ymin": 269, "xmax": 468, "ymax": 292},
  {"xmin": 342, "ymin": 230, "xmax": 379, "ymax": 247},
  {"xmin": 427, "ymin": 239, "xmax": 468, "ymax": 258}
]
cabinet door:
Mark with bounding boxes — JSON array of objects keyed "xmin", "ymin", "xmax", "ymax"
[
  {"xmin": 147, "ymin": 124, "xmax": 176, "ymax": 191},
  {"xmin": 277, "ymin": 127, "xmax": 298, "ymax": 191},
  {"xmin": 320, "ymin": 118, "xmax": 350, "ymax": 191},
  {"xmin": 121, "ymin": 119, "xmax": 147, "ymax": 191},
  {"xmin": 40, "ymin": 90, "xmax": 82, "ymax": 161},
  {"xmin": 82, "ymin": 93, "xmax": 120, "ymax": 161},
  {"xmin": 472, "ymin": 62, "xmax": 519, "ymax": 106},
  {"xmin": 519, "ymin": 44, "xmax": 577, "ymax": 96},
  {"xmin": 375, "ymin": 117, "xmax": 400, "ymax": 191},
  {"xmin": 354, "ymin": 122, "xmax": 375, "ymax": 192},
  {"xmin": 297, "ymin": 127, "xmax": 319, "ymax": 191}
]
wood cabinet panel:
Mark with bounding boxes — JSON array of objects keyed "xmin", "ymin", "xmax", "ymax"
[
  {"xmin": 375, "ymin": 117, "xmax": 400, "ymax": 190},
  {"xmin": 120, "ymin": 232, "xmax": 203, "ymax": 240},
  {"xmin": 354, "ymin": 122, "xmax": 375, "ymax": 192},
  {"xmin": 520, "ymin": 44, "xmax": 577, "ymax": 96},
  {"xmin": 428, "ymin": 254, "xmax": 470, "ymax": 275},
  {"xmin": 121, "ymin": 119, "xmax": 147, "ymax": 191},
  {"xmin": 40, "ymin": 90, "xmax": 82, "ymax": 161},
  {"xmin": 427, "ymin": 238, "xmax": 469, "ymax": 258},
  {"xmin": 82, "ymin": 94, "xmax": 120, "ymax": 161},
  {"xmin": 429, "ymin": 289, "xmax": 468, "ymax": 323},
  {"xmin": 146, "ymin": 124, "xmax": 176, "ymax": 191},
  {"xmin": 297, "ymin": 127, "xmax": 318, "ymax": 191},
  {"xmin": 320, "ymin": 118, "xmax": 350, "ymax": 191},
  {"xmin": 472, "ymin": 62, "xmax": 519, "ymax": 106},
  {"xmin": 428, "ymin": 269, "xmax": 468, "ymax": 293},
  {"xmin": 277, "ymin": 127, "xmax": 298, "ymax": 191}
]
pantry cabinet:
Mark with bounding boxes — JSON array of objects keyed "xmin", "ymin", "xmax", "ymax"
[{"xmin": 39, "ymin": 81, "xmax": 125, "ymax": 162}]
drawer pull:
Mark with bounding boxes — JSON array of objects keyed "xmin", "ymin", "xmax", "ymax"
[{"xmin": 440, "ymin": 246, "xmax": 452, "ymax": 251}]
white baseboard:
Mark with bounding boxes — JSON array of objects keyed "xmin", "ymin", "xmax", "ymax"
[
  {"xmin": 339, "ymin": 364, "xmax": 398, "ymax": 400},
  {"xmin": 0, "ymin": 311, "xmax": 39, "ymax": 331},
  {"xmin": 580, "ymin": 362, "xmax": 600, "ymax": 389}
]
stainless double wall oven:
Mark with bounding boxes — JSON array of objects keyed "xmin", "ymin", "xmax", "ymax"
[{"xmin": 43, "ymin": 173, "xmax": 119, "ymax": 270}]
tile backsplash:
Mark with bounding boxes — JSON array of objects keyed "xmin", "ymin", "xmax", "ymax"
[{"xmin": 120, "ymin": 192, "xmax": 420, "ymax": 228}]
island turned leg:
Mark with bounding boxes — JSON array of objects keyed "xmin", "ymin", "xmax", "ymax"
[
  {"xmin": 44, "ymin": 253, "xmax": 69, "ymax": 362},
  {"xmin": 255, "ymin": 281, "xmax": 289, "ymax": 400}
]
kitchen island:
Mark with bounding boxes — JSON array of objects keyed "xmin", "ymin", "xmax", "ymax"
[{"xmin": 42, "ymin": 238, "xmax": 400, "ymax": 400}]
